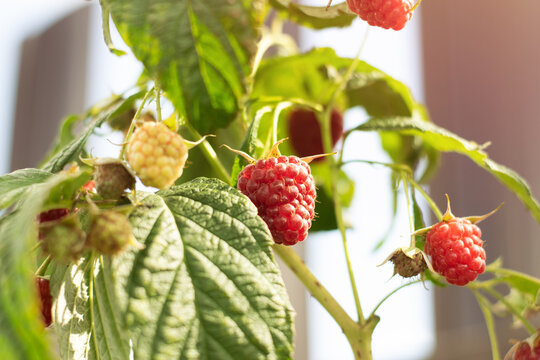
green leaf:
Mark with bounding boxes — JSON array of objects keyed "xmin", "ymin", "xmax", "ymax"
[
  {"xmin": 40, "ymin": 115, "xmax": 82, "ymax": 167},
  {"xmin": 353, "ymin": 116, "xmax": 540, "ymax": 224},
  {"xmin": 103, "ymin": 0, "xmax": 264, "ymax": 133},
  {"xmin": 490, "ymin": 268, "xmax": 540, "ymax": 297},
  {"xmin": 50, "ymin": 255, "xmax": 130, "ymax": 360},
  {"xmin": 253, "ymin": 47, "xmax": 432, "ymax": 177},
  {"xmin": 0, "ymin": 169, "xmax": 52, "ymax": 209},
  {"xmin": 41, "ymin": 98, "xmax": 123, "ymax": 174},
  {"xmin": 118, "ymin": 178, "xmax": 294, "ymax": 359},
  {"xmin": 54, "ymin": 178, "xmax": 294, "ymax": 359},
  {"xmin": 269, "ymin": 0, "xmax": 356, "ymax": 29},
  {"xmin": 0, "ymin": 170, "xmax": 91, "ymax": 360}
]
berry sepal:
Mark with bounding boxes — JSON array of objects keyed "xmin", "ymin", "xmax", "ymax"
[
  {"xmin": 379, "ymin": 246, "xmax": 433, "ymax": 279},
  {"xmin": 411, "ymin": 194, "xmax": 502, "ymax": 237}
]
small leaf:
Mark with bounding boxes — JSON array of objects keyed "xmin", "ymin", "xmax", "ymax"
[
  {"xmin": 269, "ymin": 0, "xmax": 356, "ymax": 29},
  {"xmin": 0, "ymin": 169, "xmax": 52, "ymax": 209},
  {"xmin": 41, "ymin": 98, "xmax": 124, "ymax": 174},
  {"xmin": 353, "ymin": 116, "xmax": 540, "ymax": 224}
]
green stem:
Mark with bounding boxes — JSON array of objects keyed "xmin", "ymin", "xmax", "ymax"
[
  {"xmin": 473, "ymin": 289, "xmax": 500, "ymax": 360},
  {"xmin": 155, "ymin": 86, "xmax": 162, "ymax": 122},
  {"xmin": 88, "ymin": 253, "xmax": 100, "ymax": 360},
  {"xmin": 408, "ymin": 178, "xmax": 443, "ymax": 221},
  {"xmin": 401, "ymin": 175, "xmax": 416, "ymax": 247},
  {"xmin": 273, "ymin": 245, "xmax": 375, "ymax": 359},
  {"xmin": 481, "ymin": 286, "xmax": 536, "ymax": 334},
  {"xmin": 35, "ymin": 255, "xmax": 52, "ymax": 276},
  {"xmin": 369, "ymin": 280, "xmax": 421, "ymax": 318},
  {"xmin": 319, "ymin": 36, "xmax": 369, "ymax": 326},
  {"xmin": 119, "ymin": 87, "xmax": 154, "ymax": 160},
  {"xmin": 185, "ymin": 124, "xmax": 231, "ymax": 184}
]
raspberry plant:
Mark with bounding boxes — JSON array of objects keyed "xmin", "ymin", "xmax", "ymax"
[{"xmin": 2, "ymin": 1, "xmax": 540, "ymax": 359}]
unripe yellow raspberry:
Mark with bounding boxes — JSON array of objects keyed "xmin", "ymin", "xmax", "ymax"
[{"xmin": 126, "ymin": 122, "xmax": 188, "ymax": 189}]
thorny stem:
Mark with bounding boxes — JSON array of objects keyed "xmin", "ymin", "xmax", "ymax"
[
  {"xmin": 369, "ymin": 280, "xmax": 422, "ymax": 318},
  {"xmin": 119, "ymin": 87, "xmax": 154, "ymax": 160},
  {"xmin": 273, "ymin": 245, "xmax": 375, "ymax": 360},
  {"xmin": 320, "ymin": 32, "xmax": 370, "ymax": 326},
  {"xmin": 185, "ymin": 124, "xmax": 231, "ymax": 184},
  {"xmin": 401, "ymin": 175, "xmax": 416, "ymax": 247},
  {"xmin": 473, "ymin": 289, "xmax": 501, "ymax": 360}
]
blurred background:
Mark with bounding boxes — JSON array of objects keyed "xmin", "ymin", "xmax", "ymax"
[{"xmin": 2, "ymin": 0, "xmax": 540, "ymax": 359}]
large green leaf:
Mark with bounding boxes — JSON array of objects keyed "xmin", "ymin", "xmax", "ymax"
[
  {"xmin": 102, "ymin": 0, "xmax": 264, "ymax": 133},
  {"xmin": 253, "ymin": 48, "xmax": 416, "ymax": 117},
  {"xmin": 53, "ymin": 178, "xmax": 294, "ymax": 359},
  {"xmin": 353, "ymin": 116, "xmax": 540, "ymax": 223},
  {"xmin": 269, "ymin": 0, "xmax": 356, "ymax": 29}
]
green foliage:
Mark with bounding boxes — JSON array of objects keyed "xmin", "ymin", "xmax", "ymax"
[
  {"xmin": 0, "ymin": 169, "xmax": 53, "ymax": 209},
  {"xmin": 52, "ymin": 178, "xmax": 294, "ymax": 360},
  {"xmin": 269, "ymin": 0, "xmax": 356, "ymax": 29},
  {"xmin": 102, "ymin": 0, "xmax": 265, "ymax": 133},
  {"xmin": 354, "ymin": 116, "xmax": 540, "ymax": 223},
  {"xmin": 0, "ymin": 170, "xmax": 92, "ymax": 360},
  {"xmin": 4, "ymin": 1, "xmax": 540, "ymax": 359}
]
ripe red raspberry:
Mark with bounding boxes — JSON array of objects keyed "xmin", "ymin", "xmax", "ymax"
[
  {"xmin": 38, "ymin": 208, "xmax": 69, "ymax": 224},
  {"xmin": 237, "ymin": 156, "xmax": 316, "ymax": 246},
  {"xmin": 424, "ymin": 218, "xmax": 486, "ymax": 286},
  {"xmin": 346, "ymin": 0, "xmax": 413, "ymax": 31},
  {"xmin": 287, "ymin": 108, "xmax": 343, "ymax": 161},
  {"xmin": 36, "ymin": 277, "xmax": 52, "ymax": 327},
  {"xmin": 506, "ymin": 333, "xmax": 540, "ymax": 360}
]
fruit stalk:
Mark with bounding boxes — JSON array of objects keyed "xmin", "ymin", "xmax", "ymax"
[
  {"xmin": 119, "ymin": 87, "xmax": 154, "ymax": 160},
  {"xmin": 272, "ymin": 245, "xmax": 374, "ymax": 359},
  {"xmin": 185, "ymin": 124, "xmax": 231, "ymax": 184},
  {"xmin": 320, "ymin": 44, "xmax": 366, "ymax": 325}
]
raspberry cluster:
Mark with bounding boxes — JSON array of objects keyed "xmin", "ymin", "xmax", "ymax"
[
  {"xmin": 126, "ymin": 122, "xmax": 188, "ymax": 189},
  {"xmin": 346, "ymin": 0, "xmax": 413, "ymax": 31},
  {"xmin": 237, "ymin": 156, "xmax": 316, "ymax": 246},
  {"xmin": 425, "ymin": 218, "xmax": 486, "ymax": 286}
]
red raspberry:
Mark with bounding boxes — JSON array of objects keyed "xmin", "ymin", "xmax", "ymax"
[
  {"xmin": 424, "ymin": 218, "xmax": 486, "ymax": 286},
  {"xmin": 237, "ymin": 156, "xmax": 316, "ymax": 246},
  {"xmin": 347, "ymin": 0, "xmax": 413, "ymax": 31},
  {"xmin": 507, "ymin": 333, "xmax": 540, "ymax": 359},
  {"xmin": 38, "ymin": 208, "xmax": 69, "ymax": 224},
  {"xmin": 287, "ymin": 108, "xmax": 343, "ymax": 161},
  {"xmin": 36, "ymin": 277, "xmax": 52, "ymax": 327}
]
